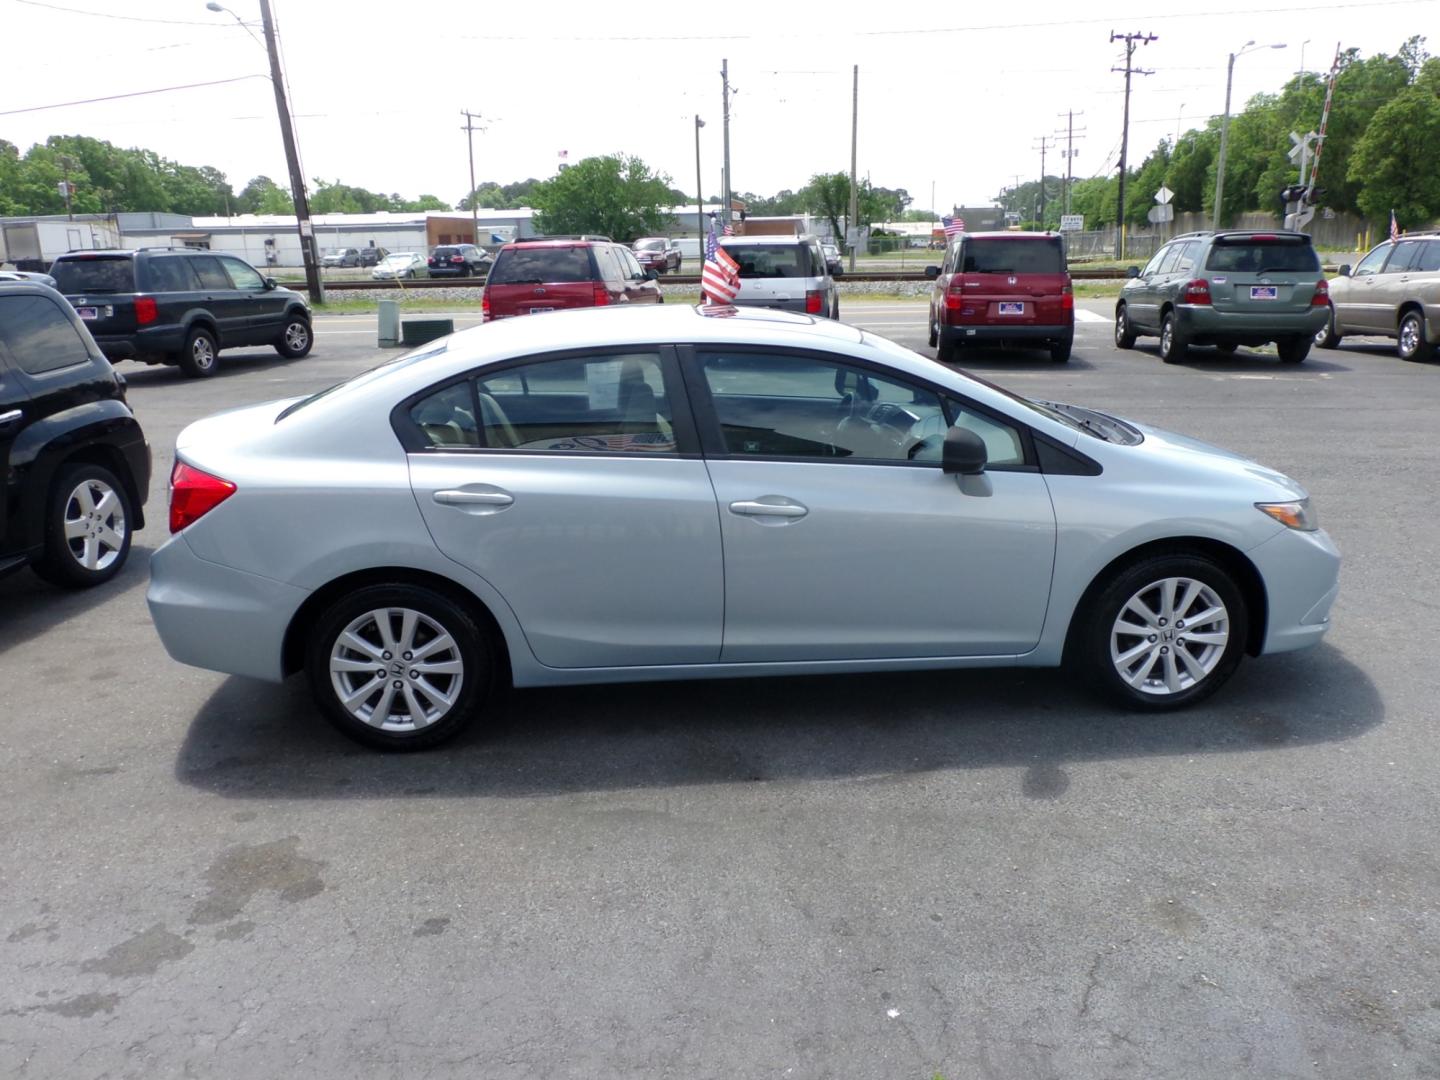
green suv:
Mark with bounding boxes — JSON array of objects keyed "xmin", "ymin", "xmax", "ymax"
[{"xmin": 1114, "ymin": 231, "xmax": 1329, "ymax": 364}]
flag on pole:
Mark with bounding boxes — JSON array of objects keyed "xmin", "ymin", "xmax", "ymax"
[
  {"xmin": 558, "ymin": 149, "xmax": 568, "ymax": 160},
  {"xmin": 723, "ymin": 223, "xmax": 734, "ymax": 236},
  {"xmin": 941, "ymin": 215, "xmax": 966, "ymax": 237},
  {"xmin": 701, "ymin": 217, "xmax": 741, "ymax": 304},
  {"xmin": 1390, "ymin": 209, "xmax": 1400, "ymax": 242}
]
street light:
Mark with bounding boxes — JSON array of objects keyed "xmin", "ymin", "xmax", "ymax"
[
  {"xmin": 1212, "ymin": 40, "xmax": 1286, "ymax": 231},
  {"xmin": 694, "ymin": 116, "xmax": 705, "ymax": 247},
  {"xmin": 206, "ymin": 0, "xmax": 323, "ymax": 303}
]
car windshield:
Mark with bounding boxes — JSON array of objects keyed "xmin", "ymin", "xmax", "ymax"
[
  {"xmin": 635, "ymin": 239, "xmax": 665, "ymax": 251},
  {"xmin": 50, "ymin": 257, "xmax": 134, "ymax": 294},
  {"xmin": 962, "ymin": 238, "xmax": 1064, "ymax": 274},
  {"xmin": 1205, "ymin": 238, "xmax": 1320, "ymax": 274},
  {"xmin": 723, "ymin": 243, "xmax": 811, "ymax": 278},
  {"xmin": 488, "ymin": 247, "xmax": 594, "ymax": 284}
]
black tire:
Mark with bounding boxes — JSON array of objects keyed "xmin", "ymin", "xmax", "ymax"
[
  {"xmin": 937, "ymin": 333, "xmax": 959, "ymax": 364},
  {"xmin": 32, "ymin": 462, "xmax": 134, "ymax": 588},
  {"xmin": 1158, "ymin": 311, "xmax": 1188, "ymax": 364},
  {"xmin": 1315, "ymin": 303, "xmax": 1341, "ymax": 349},
  {"xmin": 274, "ymin": 313, "xmax": 313, "ymax": 359},
  {"xmin": 1050, "ymin": 335, "xmax": 1073, "ymax": 363},
  {"xmin": 831, "ymin": 296, "xmax": 840, "ymax": 321},
  {"xmin": 306, "ymin": 584, "xmax": 495, "ymax": 751},
  {"xmin": 1114, "ymin": 304, "xmax": 1137, "ymax": 349},
  {"xmin": 177, "ymin": 326, "xmax": 219, "ymax": 378},
  {"xmin": 1074, "ymin": 552, "xmax": 1248, "ymax": 711},
  {"xmin": 1397, "ymin": 309, "xmax": 1434, "ymax": 362},
  {"xmin": 927, "ymin": 314, "xmax": 938, "ymax": 348},
  {"xmin": 1276, "ymin": 336, "xmax": 1311, "ymax": 364}
]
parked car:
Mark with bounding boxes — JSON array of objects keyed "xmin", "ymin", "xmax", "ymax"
[
  {"xmin": 632, "ymin": 237, "xmax": 682, "ymax": 274},
  {"xmin": 1317, "ymin": 231, "xmax": 1440, "ymax": 362},
  {"xmin": 1114, "ymin": 230, "xmax": 1328, "ymax": 364},
  {"xmin": 372, "ymin": 252, "xmax": 428, "ymax": 280},
  {"xmin": 0, "ymin": 269, "xmax": 58, "ymax": 288},
  {"xmin": 322, "ymin": 248, "xmax": 362, "ymax": 268},
  {"xmin": 482, "ymin": 237, "xmax": 661, "ymax": 320},
  {"xmin": 925, "ymin": 231, "xmax": 1074, "ymax": 363},
  {"xmin": 357, "ymin": 247, "xmax": 387, "ymax": 267},
  {"xmin": 48, "ymin": 248, "xmax": 313, "ymax": 378},
  {"xmin": 427, "ymin": 244, "xmax": 491, "ymax": 278},
  {"xmin": 0, "ymin": 280, "xmax": 150, "ymax": 588},
  {"xmin": 718, "ymin": 234, "xmax": 839, "ymax": 319},
  {"xmin": 148, "ymin": 304, "xmax": 1339, "ymax": 751},
  {"xmin": 821, "ymin": 242, "xmax": 844, "ymax": 276}
]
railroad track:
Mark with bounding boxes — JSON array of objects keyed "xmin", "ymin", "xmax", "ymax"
[{"xmin": 287, "ymin": 269, "xmax": 1131, "ymax": 291}]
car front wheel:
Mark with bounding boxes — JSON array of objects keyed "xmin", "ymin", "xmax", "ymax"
[
  {"xmin": 1114, "ymin": 304, "xmax": 1137, "ymax": 349},
  {"xmin": 1076, "ymin": 553, "xmax": 1247, "ymax": 710},
  {"xmin": 307, "ymin": 584, "xmax": 494, "ymax": 751},
  {"xmin": 275, "ymin": 314, "xmax": 313, "ymax": 358},
  {"xmin": 33, "ymin": 462, "xmax": 134, "ymax": 588}
]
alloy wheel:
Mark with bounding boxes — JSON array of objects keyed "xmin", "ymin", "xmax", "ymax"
[
  {"xmin": 1109, "ymin": 576, "xmax": 1229, "ymax": 696},
  {"xmin": 191, "ymin": 335, "xmax": 215, "ymax": 370},
  {"xmin": 62, "ymin": 477, "xmax": 127, "ymax": 572},
  {"xmin": 328, "ymin": 607, "xmax": 465, "ymax": 732},
  {"xmin": 284, "ymin": 321, "xmax": 309, "ymax": 352},
  {"xmin": 1399, "ymin": 314, "xmax": 1421, "ymax": 359}
]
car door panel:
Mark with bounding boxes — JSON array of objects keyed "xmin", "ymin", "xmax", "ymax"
[
  {"xmin": 0, "ymin": 349, "xmax": 30, "ymax": 553},
  {"xmin": 218, "ymin": 255, "xmax": 284, "ymax": 345}
]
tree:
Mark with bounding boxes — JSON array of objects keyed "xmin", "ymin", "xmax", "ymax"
[
  {"xmin": 801, "ymin": 173, "xmax": 851, "ymax": 243},
  {"xmin": 397, "ymin": 194, "xmax": 450, "ymax": 211},
  {"xmin": 1349, "ymin": 75, "xmax": 1440, "ymax": 224},
  {"xmin": 236, "ymin": 175, "xmax": 294, "ymax": 215},
  {"xmin": 459, "ymin": 178, "xmax": 542, "ymax": 210},
  {"xmin": 529, "ymin": 155, "xmax": 674, "ymax": 241}
]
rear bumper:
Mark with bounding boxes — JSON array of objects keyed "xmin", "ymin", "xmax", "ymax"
[
  {"xmin": 94, "ymin": 325, "xmax": 187, "ymax": 361},
  {"xmin": 941, "ymin": 322, "xmax": 1072, "ymax": 343},
  {"xmin": 427, "ymin": 266, "xmax": 475, "ymax": 277},
  {"xmin": 1175, "ymin": 304, "xmax": 1328, "ymax": 342}
]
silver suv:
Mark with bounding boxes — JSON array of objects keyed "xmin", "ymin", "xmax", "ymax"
[
  {"xmin": 718, "ymin": 234, "xmax": 839, "ymax": 319},
  {"xmin": 1318, "ymin": 232, "xmax": 1440, "ymax": 362}
]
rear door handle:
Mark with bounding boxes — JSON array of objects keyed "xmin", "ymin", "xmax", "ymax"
[
  {"xmin": 729, "ymin": 499, "xmax": 808, "ymax": 518},
  {"xmin": 434, "ymin": 488, "xmax": 513, "ymax": 511}
]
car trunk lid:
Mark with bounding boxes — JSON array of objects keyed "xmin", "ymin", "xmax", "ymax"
[
  {"xmin": 484, "ymin": 246, "xmax": 599, "ymax": 319},
  {"xmin": 1202, "ymin": 235, "xmax": 1322, "ymax": 314}
]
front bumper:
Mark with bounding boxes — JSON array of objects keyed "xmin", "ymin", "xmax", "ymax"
[
  {"xmin": 1175, "ymin": 304, "xmax": 1328, "ymax": 343},
  {"xmin": 1247, "ymin": 525, "xmax": 1341, "ymax": 655},
  {"xmin": 147, "ymin": 534, "xmax": 310, "ymax": 683}
]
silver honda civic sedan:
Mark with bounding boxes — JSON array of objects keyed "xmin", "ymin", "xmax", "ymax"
[{"xmin": 148, "ymin": 305, "xmax": 1340, "ymax": 751}]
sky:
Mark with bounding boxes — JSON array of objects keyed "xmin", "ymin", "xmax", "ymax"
[{"xmin": 4, "ymin": 0, "xmax": 1438, "ymax": 216}]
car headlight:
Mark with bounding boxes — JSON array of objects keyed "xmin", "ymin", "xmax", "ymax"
[{"xmin": 1256, "ymin": 498, "xmax": 1318, "ymax": 531}]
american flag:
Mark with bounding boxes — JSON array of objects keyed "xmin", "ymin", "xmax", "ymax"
[
  {"xmin": 942, "ymin": 215, "xmax": 966, "ymax": 237},
  {"xmin": 701, "ymin": 218, "xmax": 741, "ymax": 304},
  {"xmin": 1390, "ymin": 209, "xmax": 1400, "ymax": 243},
  {"xmin": 723, "ymin": 223, "xmax": 734, "ymax": 236}
]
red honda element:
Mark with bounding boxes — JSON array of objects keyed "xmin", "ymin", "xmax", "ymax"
[
  {"xmin": 482, "ymin": 238, "xmax": 662, "ymax": 321},
  {"xmin": 924, "ymin": 232, "xmax": 1074, "ymax": 362}
]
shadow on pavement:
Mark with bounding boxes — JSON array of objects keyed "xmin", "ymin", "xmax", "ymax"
[
  {"xmin": 0, "ymin": 544, "xmax": 153, "ymax": 659},
  {"xmin": 175, "ymin": 642, "xmax": 1382, "ymax": 799}
]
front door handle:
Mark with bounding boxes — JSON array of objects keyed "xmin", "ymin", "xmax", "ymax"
[
  {"xmin": 434, "ymin": 488, "xmax": 513, "ymax": 511},
  {"xmin": 729, "ymin": 499, "xmax": 808, "ymax": 519},
  {"xmin": 0, "ymin": 408, "xmax": 22, "ymax": 430}
]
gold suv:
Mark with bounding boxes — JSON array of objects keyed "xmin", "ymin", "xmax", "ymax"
[{"xmin": 1318, "ymin": 232, "xmax": 1440, "ymax": 361}]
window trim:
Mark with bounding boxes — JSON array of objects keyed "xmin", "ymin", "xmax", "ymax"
[
  {"xmin": 389, "ymin": 344, "xmax": 702, "ymax": 458},
  {"xmin": 679, "ymin": 343, "xmax": 1040, "ymax": 472}
]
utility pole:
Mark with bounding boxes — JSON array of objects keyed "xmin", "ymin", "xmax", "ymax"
[
  {"xmin": 257, "ymin": 0, "xmax": 322, "ymax": 303},
  {"xmin": 1055, "ymin": 111, "xmax": 1086, "ymax": 216},
  {"xmin": 694, "ymin": 116, "xmax": 705, "ymax": 244},
  {"xmin": 461, "ymin": 110, "xmax": 484, "ymax": 246},
  {"xmin": 1110, "ymin": 30, "xmax": 1157, "ymax": 261},
  {"xmin": 721, "ymin": 60, "xmax": 733, "ymax": 236},
  {"xmin": 848, "ymin": 63, "xmax": 859, "ymax": 271},
  {"xmin": 1032, "ymin": 135, "xmax": 1055, "ymax": 227}
]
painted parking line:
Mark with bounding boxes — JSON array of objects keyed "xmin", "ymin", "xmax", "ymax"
[{"xmin": 1074, "ymin": 310, "xmax": 1108, "ymax": 323}]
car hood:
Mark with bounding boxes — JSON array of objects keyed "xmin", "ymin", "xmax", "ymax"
[{"xmin": 1109, "ymin": 413, "xmax": 1309, "ymax": 500}]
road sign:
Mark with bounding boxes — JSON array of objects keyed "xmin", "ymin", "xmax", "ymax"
[
  {"xmin": 1058, "ymin": 214, "xmax": 1084, "ymax": 232},
  {"xmin": 1147, "ymin": 204, "xmax": 1175, "ymax": 224},
  {"xmin": 1154, "ymin": 185, "xmax": 1174, "ymax": 205},
  {"xmin": 1287, "ymin": 130, "xmax": 1317, "ymax": 165}
]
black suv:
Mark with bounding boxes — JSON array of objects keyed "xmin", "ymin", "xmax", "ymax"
[
  {"xmin": 427, "ymin": 244, "xmax": 491, "ymax": 278},
  {"xmin": 49, "ymin": 248, "xmax": 314, "ymax": 378},
  {"xmin": 0, "ymin": 281, "xmax": 150, "ymax": 588}
]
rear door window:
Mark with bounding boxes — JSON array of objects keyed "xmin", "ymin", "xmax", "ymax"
[
  {"xmin": 143, "ymin": 256, "xmax": 201, "ymax": 292},
  {"xmin": 0, "ymin": 294, "xmax": 93, "ymax": 375},
  {"xmin": 1204, "ymin": 238, "xmax": 1319, "ymax": 274},
  {"xmin": 1414, "ymin": 241, "xmax": 1440, "ymax": 273},
  {"xmin": 961, "ymin": 239, "xmax": 1064, "ymax": 274},
  {"xmin": 188, "ymin": 255, "xmax": 234, "ymax": 290},
  {"xmin": 489, "ymin": 247, "xmax": 595, "ymax": 284},
  {"xmin": 50, "ymin": 257, "xmax": 134, "ymax": 294}
]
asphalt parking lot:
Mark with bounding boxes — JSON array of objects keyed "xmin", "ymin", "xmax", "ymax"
[{"xmin": 3, "ymin": 299, "xmax": 1437, "ymax": 1078}]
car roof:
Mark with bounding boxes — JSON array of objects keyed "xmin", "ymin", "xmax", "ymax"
[
  {"xmin": 956, "ymin": 232, "xmax": 1061, "ymax": 241},
  {"xmin": 718, "ymin": 234, "xmax": 815, "ymax": 245}
]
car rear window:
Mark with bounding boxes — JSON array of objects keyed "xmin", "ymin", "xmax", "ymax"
[
  {"xmin": 1204, "ymin": 237, "xmax": 1320, "ymax": 273},
  {"xmin": 488, "ymin": 247, "xmax": 595, "ymax": 284},
  {"xmin": 432, "ymin": 247, "xmax": 458, "ymax": 258},
  {"xmin": 961, "ymin": 239, "xmax": 1065, "ymax": 275},
  {"xmin": 723, "ymin": 243, "xmax": 812, "ymax": 278},
  {"xmin": 635, "ymin": 239, "xmax": 665, "ymax": 251},
  {"xmin": 50, "ymin": 256, "xmax": 134, "ymax": 294}
]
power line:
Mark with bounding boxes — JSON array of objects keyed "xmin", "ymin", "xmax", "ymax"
[
  {"xmin": 0, "ymin": 74, "xmax": 270, "ymax": 116},
  {"xmin": 12, "ymin": 0, "xmax": 255, "ymax": 26}
]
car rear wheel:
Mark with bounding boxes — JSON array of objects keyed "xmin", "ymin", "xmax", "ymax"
[
  {"xmin": 831, "ymin": 296, "xmax": 840, "ymax": 320},
  {"xmin": 1050, "ymin": 335, "xmax": 1072, "ymax": 363},
  {"xmin": 1114, "ymin": 305, "xmax": 1137, "ymax": 349},
  {"xmin": 307, "ymin": 584, "xmax": 494, "ymax": 751},
  {"xmin": 927, "ymin": 315, "xmax": 938, "ymax": 348},
  {"xmin": 33, "ymin": 463, "xmax": 134, "ymax": 588},
  {"xmin": 1276, "ymin": 336, "xmax": 1311, "ymax": 364},
  {"xmin": 1315, "ymin": 304, "xmax": 1342, "ymax": 349},
  {"xmin": 177, "ymin": 327, "xmax": 219, "ymax": 378},
  {"xmin": 1397, "ymin": 310, "xmax": 1434, "ymax": 362},
  {"xmin": 275, "ymin": 315, "xmax": 313, "ymax": 359},
  {"xmin": 1076, "ymin": 553, "xmax": 1247, "ymax": 710},
  {"xmin": 936, "ymin": 334, "xmax": 959, "ymax": 364},
  {"xmin": 1158, "ymin": 311, "xmax": 1188, "ymax": 364}
]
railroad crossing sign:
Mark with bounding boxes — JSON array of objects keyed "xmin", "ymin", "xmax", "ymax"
[{"xmin": 1154, "ymin": 185, "xmax": 1174, "ymax": 205}]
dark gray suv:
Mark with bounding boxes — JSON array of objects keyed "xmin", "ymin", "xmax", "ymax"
[{"xmin": 49, "ymin": 248, "xmax": 313, "ymax": 378}]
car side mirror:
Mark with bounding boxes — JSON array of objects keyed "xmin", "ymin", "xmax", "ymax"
[
  {"xmin": 1126, "ymin": 266, "xmax": 1141, "ymax": 278},
  {"xmin": 924, "ymin": 265, "xmax": 941, "ymax": 279},
  {"xmin": 942, "ymin": 426, "xmax": 987, "ymax": 476},
  {"xmin": 1337, "ymin": 264, "xmax": 1351, "ymax": 278},
  {"xmin": 264, "ymin": 276, "xmax": 277, "ymax": 290}
]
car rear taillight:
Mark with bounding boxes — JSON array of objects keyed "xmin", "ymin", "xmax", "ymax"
[
  {"xmin": 135, "ymin": 296, "xmax": 158, "ymax": 325},
  {"xmin": 481, "ymin": 287, "xmax": 491, "ymax": 321},
  {"xmin": 1311, "ymin": 279, "xmax": 1329, "ymax": 306},
  {"xmin": 593, "ymin": 284, "xmax": 610, "ymax": 306},
  {"xmin": 1183, "ymin": 279, "xmax": 1212, "ymax": 305},
  {"xmin": 944, "ymin": 279, "xmax": 964, "ymax": 310},
  {"xmin": 805, "ymin": 290, "xmax": 823, "ymax": 314},
  {"xmin": 450, "ymin": 256, "xmax": 464, "ymax": 263},
  {"xmin": 169, "ymin": 461, "xmax": 236, "ymax": 533},
  {"xmin": 1061, "ymin": 282, "xmax": 1074, "ymax": 311}
]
